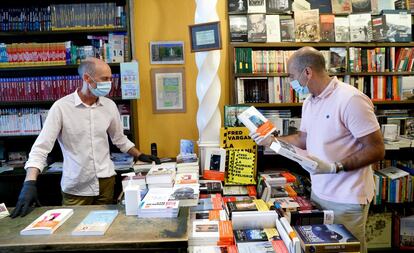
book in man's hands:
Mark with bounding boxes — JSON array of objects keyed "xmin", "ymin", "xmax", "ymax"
[
  {"xmin": 270, "ymin": 140, "xmax": 317, "ymax": 173},
  {"xmin": 20, "ymin": 208, "xmax": 74, "ymax": 235},
  {"xmin": 237, "ymin": 106, "xmax": 276, "ymax": 139},
  {"xmin": 72, "ymin": 210, "xmax": 118, "ymax": 236}
]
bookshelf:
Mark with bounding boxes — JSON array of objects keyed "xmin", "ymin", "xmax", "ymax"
[{"xmin": 0, "ymin": 1, "xmax": 135, "ymax": 191}]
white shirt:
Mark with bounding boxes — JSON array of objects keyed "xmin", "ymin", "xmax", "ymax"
[{"xmin": 25, "ymin": 91, "xmax": 135, "ymax": 196}]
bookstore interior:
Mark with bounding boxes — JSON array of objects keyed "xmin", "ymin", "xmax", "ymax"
[{"xmin": 1, "ymin": 0, "xmax": 414, "ymax": 252}]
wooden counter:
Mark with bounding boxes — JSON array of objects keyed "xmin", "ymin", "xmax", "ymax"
[{"xmin": 0, "ymin": 205, "xmax": 189, "ymax": 252}]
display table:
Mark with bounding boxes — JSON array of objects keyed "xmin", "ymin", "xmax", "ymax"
[{"xmin": 0, "ymin": 205, "xmax": 189, "ymax": 252}]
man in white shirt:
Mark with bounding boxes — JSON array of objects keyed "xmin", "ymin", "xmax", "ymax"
[{"xmin": 11, "ymin": 57, "xmax": 159, "ymax": 217}]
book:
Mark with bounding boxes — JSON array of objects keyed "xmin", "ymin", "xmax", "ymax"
[
  {"xmin": 294, "ymin": 224, "xmax": 360, "ymax": 253},
  {"xmin": 329, "ymin": 47, "xmax": 347, "ymax": 73},
  {"xmin": 269, "ymin": 139, "xmax": 318, "ymax": 172},
  {"xmin": 331, "ymin": 0, "xmax": 352, "ymax": 14},
  {"xmin": 349, "ymin": 13, "xmax": 372, "ymax": 42},
  {"xmin": 351, "ymin": 0, "xmax": 372, "ymax": 13},
  {"xmin": 247, "ymin": 0, "xmax": 266, "ymax": 13},
  {"xmin": 224, "ymin": 105, "xmax": 250, "ymax": 127},
  {"xmin": 377, "ymin": 166, "xmax": 409, "ymax": 180},
  {"xmin": 371, "ymin": 15, "xmax": 386, "ymax": 42},
  {"xmin": 382, "ymin": 10, "xmax": 412, "ymax": 42},
  {"xmin": 320, "ymin": 15, "xmax": 335, "ymax": 42},
  {"xmin": 266, "ymin": 15, "xmax": 281, "ymax": 42},
  {"xmin": 235, "ymin": 228, "xmax": 269, "ymax": 242},
  {"xmin": 20, "ymin": 209, "xmax": 74, "ymax": 235},
  {"xmin": 199, "ymin": 180, "xmax": 223, "ymax": 194},
  {"xmin": 203, "ymin": 148, "xmax": 226, "ymax": 181},
  {"xmin": 0, "ymin": 203, "xmax": 9, "ymax": 219},
  {"xmin": 247, "ymin": 14, "xmax": 267, "ymax": 42},
  {"xmin": 400, "ymin": 214, "xmax": 414, "ymax": 248},
  {"xmin": 279, "ymin": 16, "xmax": 295, "ymax": 42},
  {"xmin": 237, "ymin": 106, "xmax": 276, "ymax": 139},
  {"xmin": 289, "ymin": 209, "xmax": 334, "ymax": 226},
  {"xmin": 72, "ymin": 210, "xmax": 118, "ymax": 236},
  {"xmin": 308, "ymin": 0, "xmax": 332, "ymax": 13},
  {"xmin": 366, "ymin": 212, "xmax": 392, "ymax": 249},
  {"xmin": 294, "ymin": 9, "xmax": 320, "ymax": 42},
  {"xmin": 228, "ymin": 0, "xmax": 248, "ymax": 14},
  {"xmin": 229, "ymin": 15, "xmax": 248, "ymax": 42},
  {"xmin": 169, "ymin": 183, "xmax": 200, "ymax": 207},
  {"xmin": 334, "ymin": 16, "xmax": 350, "ymax": 42},
  {"xmin": 237, "ymin": 241, "xmax": 276, "ymax": 253},
  {"xmin": 266, "ymin": 0, "xmax": 292, "ymax": 13}
]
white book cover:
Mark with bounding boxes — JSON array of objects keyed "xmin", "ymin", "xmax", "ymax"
[
  {"xmin": 20, "ymin": 209, "xmax": 74, "ymax": 235},
  {"xmin": 334, "ymin": 17, "xmax": 350, "ymax": 42},
  {"xmin": 292, "ymin": 0, "xmax": 311, "ymax": 11},
  {"xmin": 248, "ymin": 0, "xmax": 267, "ymax": 13},
  {"xmin": 266, "ymin": 15, "xmax": 281, "ymax": 42},
  {"xmin": 191, "ymin": 220, "xmax": 220, "ymax": 239},
  {"xmin": 175, "ymin": 172, "xmax": 199, "ymax": 184},
  {"xmin": 349, "ymin": 13, "xmax": 372, "ymax": 42},
  {"xmin": 238, "ymin": 106, "xmax": 276, "ymax": 138},
  {"xmin": 72, "ymin": 210, "xmax": 118, "ymax": 236},
  {"xmin": 381, "ymin": 124, "xmax": 399, "ymax": 141},
  {"xmin": 270, "ymin": 139, "xmax": 317, "ymax": 172},
  {"xmin": 140, "ymin": 187, "xmax": 174, "ymax": 209},
  {"xmin": 378, "ymin": 167, "xmax": 409, "ymax": 180},
  {"xmin": 237, "ymin": 241, "xmax": 275, "ymax": 253},
  {"xmin": 204, "ymin": 148, "xmax": 226, "ymax": 174}
]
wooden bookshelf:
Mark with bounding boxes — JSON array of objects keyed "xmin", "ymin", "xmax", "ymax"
[
  {"xmin": 234, "ymin": 72, "xmax": 414, "ymax": 78},
  {"xmin": 0, "ymin": 28, "xmax": 127, "ymax": 37},
  {"xmin": 230, "ymin": 42, "xmax": 414, "ymax": 48},
  {"xmin": 0, "ymin": 63, "xmax": 121, "ymax": 73}
]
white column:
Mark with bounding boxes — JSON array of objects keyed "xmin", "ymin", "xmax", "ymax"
[{"xmin": 194, "ymin": 0, "xmax": 221, "ymax": 170}]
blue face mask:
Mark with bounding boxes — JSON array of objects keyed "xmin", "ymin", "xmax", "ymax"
[
  {"xmin": 290, "ymin": 68, "xmax": 310, "ymax": 95},
  {"xmin": 88, "ymin": 76, "xmax": 112, "ymax": 97}
]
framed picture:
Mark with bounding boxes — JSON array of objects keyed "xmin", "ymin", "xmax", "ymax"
[
  {"xmin": 150, "ymin": 41, "xmax": 185, "ymax": 64},
  {"xmin": 151, "ymin": 68, "xmax": 186, "ymax": 113},
  {"xmin": 189, "ymin": 21, "xmax": 222, "ymax": 52}
]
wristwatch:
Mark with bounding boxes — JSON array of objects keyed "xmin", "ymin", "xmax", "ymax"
[{"xmin": 335, "ymin": 162, "xmax": 346, "ymax": 173}]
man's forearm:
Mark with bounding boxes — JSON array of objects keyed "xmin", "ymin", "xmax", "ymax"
[
  {"xmin": 25, "ymin": 167, "xmax": 41, "ymax": 181},
  {"xmin": 127, "ymin": 146, "xmax": 142, "ymax": 158},
  {"xmin": 277, "ymin": 132, "xmax": 307, "ymax": 150}
]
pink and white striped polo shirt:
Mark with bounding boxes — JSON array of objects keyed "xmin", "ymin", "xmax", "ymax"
[{"xmin": 300, "ymin": 77, "xmax": 379, "ymax": 204}]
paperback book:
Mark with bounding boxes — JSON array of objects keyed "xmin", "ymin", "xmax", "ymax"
[
  {"xmin": 279, "ymin": 17, "xmax": 295, "ymax": 42},
  {"xmin": 247, "ymin": 14, "xmax": 267, "ymax": 42},
  {"xmin": 269, "ymin": 140, "xmax": 317, "ymax": 172},
  {"xmin": 72, "ymin": 210, "xmax": 118, "ymax": 236},
  {"xmin": 229, "ymin": 15, "xmax": 248, "ymax": 42},
  {"xmin": 20, "ymin": 209, "xmax": 74, "ymax": 235},
  {"xmin": 237, "ymin": 106, "xmax": 276, "ymax": 139}
]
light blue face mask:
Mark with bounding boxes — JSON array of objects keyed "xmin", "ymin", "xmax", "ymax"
[
  {"xmin": 290, "ymin": 68, "xmax": 310, "ymax": 95},
  {"xmin": 88, "ymin": 76, "xmax": 112, "ymax": 97}
]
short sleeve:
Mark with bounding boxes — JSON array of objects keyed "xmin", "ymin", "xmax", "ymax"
[{"xmin": 343, "ymin": 94, "xmax": 380, "ymax": 138}]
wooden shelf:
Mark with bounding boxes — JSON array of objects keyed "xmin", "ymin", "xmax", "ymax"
[
  {"xmin": 0, "ymin": 63, "xmax": 121, "ymax": 72},
  {"xmin": 230, "ymin": 42, "xmax": 414, "ymax": 48},
  {"xmin": 0, "ymin": 27, "xmax": 127, "ymax": 37},
  {"xmin": 234, "ymin": 72, "xmax": 414, "ymax": 77}
]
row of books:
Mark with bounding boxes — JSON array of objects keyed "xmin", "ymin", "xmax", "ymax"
[
  {"xmin": 228, "ymin": 0, "xmax": 412, "ymax": 15},
  {"xmin": 0, "ymin": 108, "xmax": 48, "ymax": 136},
  {"xmin": 348, "ymin": 47, "xmax": 414, "ymax": 73},
  {"xmin": 20, "ymin": 208, "xmax": 119, "ymax": 236},
  {"xmin": 224, "ymin": 105, "xmax": 291, "ymax": 128},
  {"xmin": 0, "ymin": 74, "xmax": 121, "ymax": 102},
  {"xmin": 230, "ymin": 10, "xmax": 412, "ymax": 43},
  {"xmin": 0, "ymin": 4, "xmax": 125, "ymax": 32},
  {"xmin": 373, "ymin": 167, "xmax": 414, "ymax": 204},
  {"xmin": 0, "ymin": 33, "xmax": 125, "ymax": 66}
]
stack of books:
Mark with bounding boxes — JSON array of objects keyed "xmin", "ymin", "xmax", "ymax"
[
  {"xmin": 138, "ymin": 188, "xmax": 179, "ymax": 218},
  {"xmin": 145, "ymin": 163, "xmax": 176, "ymax": 188}
]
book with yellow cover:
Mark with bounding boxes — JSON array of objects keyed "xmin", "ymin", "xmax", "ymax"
[{"xmin": 20, "ymin": 208, "xmax": 74, "ymax": 235}]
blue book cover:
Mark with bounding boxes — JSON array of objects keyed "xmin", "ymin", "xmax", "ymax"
[{"xmin": 72, "ymin": 210, "xmax": 118, "ymax": 236}]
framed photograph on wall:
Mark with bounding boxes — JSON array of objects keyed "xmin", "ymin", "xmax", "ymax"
[
  {"xmin": 189, "ymin": 21, "xmax": 222, "ymax": 52},
  {"xmin": 151, "ymin": 68, "xmax": 186, "ymax": 113},
  {"xmin": 150, "ymin": 41, "xmax": 185, "ymax": 64}
]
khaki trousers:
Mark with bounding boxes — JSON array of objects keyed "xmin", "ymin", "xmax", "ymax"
[{"xmin": 62, "ymin": 176, "xmax": 115, "ymax": 205}]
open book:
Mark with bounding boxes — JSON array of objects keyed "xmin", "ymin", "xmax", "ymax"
[
  {"xmin": 237, "ymin": 106, "xmax": 276, "ymax": 139},
  {"xmin": 270, "ymin": 139, "xmax": 317, "ymax": 173},
  {"xmin": 20, "ymin": 208, "xmax": 74, "ymax": 235}
]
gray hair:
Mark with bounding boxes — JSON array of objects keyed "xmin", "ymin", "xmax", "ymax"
[
  {"xmin": 78, "ymin": 57, "xmax": 98, "ymax": 78},
  {"xmin": 289, "ymin": 47, "xmax": 326, "ymax": 73}
]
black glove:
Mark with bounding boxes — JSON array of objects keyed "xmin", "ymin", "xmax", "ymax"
[
  {"xmin": 138, "ymin": 153, "xmax": 161, "ymax": 164},
  {"xmin": 11, "ymin": 180, "xmax": 41, "ymax": 218}
]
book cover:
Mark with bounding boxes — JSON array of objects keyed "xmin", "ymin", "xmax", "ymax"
[
  {"xmin": 227, "ymin": 199, "xmax": 258, "ymax": 214},
  {"xmin": 269, "ymin": 140, "xmax": 318, "ymax": 172},
  {"xmin": 20, "ymin": 209, "xmax": 74, "ymax": 235},
  {"xmin": 320, "ymin": 15, "xmax": 335, "ymax": 42},
  {"xmin": 329, "ymin": 47, "xmax": 347, "ymax": 73},
  {"xmin": 235, "ymin": 228, "xmax": 269, "ymax": 242},
  {"xmin": 279, "ymin": 17, "xmax": 295, "ymax": 42},
  {"xmin": 199, "ymin": 180, "xmax": 223, "ymax": 194},
  {"xmin": 247, "ymin": 14, "xmax": 267, "ymax": 42},
  {"xmin": 237, "ymin": 106, "xmax": 276, "ymax": 139},
  {"xmin": 351, "ymin": 0, "xmax": 372, "ymax": 13},
  {"xmin": 226, "ymin": 150, "xmax": 257, "ymax": 185},
  {"xmin": 366, "ymin": 212, "xmax": 392, "ymax": 249},
  {"xmin": 266, "ymin": 0, "xmax": 292, "ymax": 13},
  {"xmin": 294, "ymin": 224, "xmax": 360, "ymax": 253},
  {"xmin": 294, "ymin": 9, "xmax": 320, "ymax": 42},
  {"xmin": 377, "ymin": 166, "xmax": 409, "ymax": 180},
  {"xmin": 203, "ymin": 148, "xmax": 226, "ymax": 181},
  {"xmin": 247, "ymin": 0, "xmax": 266, "ymax": 13},
  {"xmin": 331, "ymin": 0, "xmax": 352, "ymax": 14},
  {"xmin": 72, "ymin": 210, "xmax": 118, "ymax": 236},
  {"xmin": 290, "ymin": 210, "xmax": 334, "ymax": 226},
  {"xmin": 237, "ymin": 241, "xmax": 275, "ymax": 253},
  {"xmin": 309, "ymin": 0, "xmax": 332, "ymax": 13},
  {"xmin": 228, "ymin": 0, "xmax": 248, "ymax": 14},
  {"xmin": 266, "ymin": 15, "xmax": 281, "ymax": 42},
  {"xmin": 229, "ymin": 15, "xmax": 248, "ymax": 42},
  {"xmin": 400, "ymin": 214, "xmax": 414, "ymax": 248},
  {"xmin": 349, "ymin": 14, "xmax": 373, "ymax": 42},
  {"xmin": 334, "ymin": 17, "xmax": 350, "ymax": 42},
  {"xmin": 383, "ymin": 10, "xmax": 412, "ymax": 42},
  {"xmin": 224, "ymin": 105, "xmax": 250, "ymax": 127}
]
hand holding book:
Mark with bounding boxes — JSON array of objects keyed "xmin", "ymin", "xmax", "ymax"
[
  {"xmin": 249, "ymin": 132, "xmax": 274, "ymax": 147},
  {"xmin": 305, "ymin": 156, "xmax": 337, "ymax": 174}
]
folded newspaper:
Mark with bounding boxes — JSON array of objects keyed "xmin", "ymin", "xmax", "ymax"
[{"xmin": 270, "ymin": 139, "xmax": 317, "ymax": 173}]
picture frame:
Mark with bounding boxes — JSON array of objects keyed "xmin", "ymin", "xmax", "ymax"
[
  {"xmin": 149, "ymin": 41, "xmax": 185, "ymax": 64},
  {"xmin": 189, "ymin": 21, "xmax": 222, "ymax": 52},
  {"xmin": 151, "ymin": 68, "xmax": 186, "ymax": 113}
]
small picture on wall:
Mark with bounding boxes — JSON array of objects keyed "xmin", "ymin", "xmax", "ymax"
[{"xmin": 150, "ymin": 41, "xmax": 185, "ymax": 64}]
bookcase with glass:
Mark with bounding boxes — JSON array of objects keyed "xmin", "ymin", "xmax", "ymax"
[
  {"xmin": 227, "ymin": 0, "xmax": 414, "ymax": 251},
  {"xmin": 0, "ymin": 0, "xmax": 134, "ymax": 206}
]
